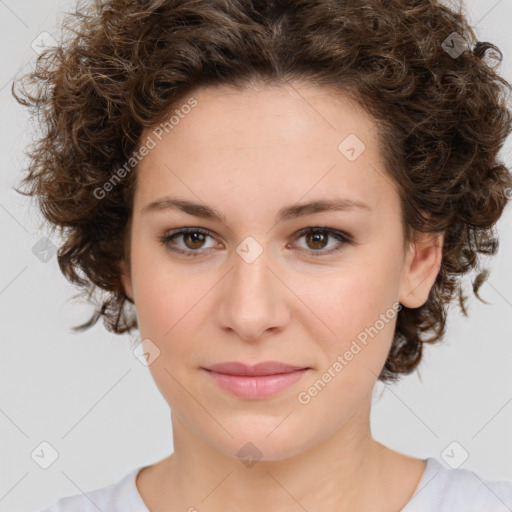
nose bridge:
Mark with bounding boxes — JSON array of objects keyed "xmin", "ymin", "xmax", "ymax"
[
  {"xmin": 216, "ymin": 235, "xmax": 288, "ymax": 340},
  {"xmin": 234, "ymin": 236, "xmax": 272, "ymax": 295}
]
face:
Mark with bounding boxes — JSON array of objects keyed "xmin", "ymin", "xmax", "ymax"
[{"xmin": 121, "ymin": 82, "xmax": 443, "ymax": 461}]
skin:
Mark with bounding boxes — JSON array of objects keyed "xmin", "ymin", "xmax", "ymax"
[{"xmin": 120, "ymin": 81, "xmax": 444, "ymax": 512}]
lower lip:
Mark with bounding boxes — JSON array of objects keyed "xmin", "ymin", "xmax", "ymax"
[{"xmin": 203, "ymin": 369, "xmax": 309, "ymax": 400}]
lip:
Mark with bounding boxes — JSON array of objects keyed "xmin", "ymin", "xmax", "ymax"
[
  {"xmin": 205, "ymin": 361, "xmax": 307, "ymax": 376},
  {"xmin": 202, "ymin": 361, "xmax": 310, "ymax": 400}
]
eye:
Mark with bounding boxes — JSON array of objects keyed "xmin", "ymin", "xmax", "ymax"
[
  {"xmin": 159, "ymin": 227, "xmax": 218, "ymax": 257},
  {"xmin": 290, "ymin": 227, "xmax": 352, "ymax": 257},
  {"xmin": 158, "ymin": 226, "xmax": 353, "ymax": 258}
]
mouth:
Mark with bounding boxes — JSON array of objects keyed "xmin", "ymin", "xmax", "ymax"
[{"xmin": 201, "ymin": 361, "xmax": 311, "ymax": 400}]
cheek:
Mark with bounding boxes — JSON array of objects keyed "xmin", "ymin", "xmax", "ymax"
[
  {"xmin": 295, "ymin": 265, "xmax": 400, "ymax": 374},
  {"xmin": 130, "ymin": 253, "xmax": 208, "ymax": 406},
  {"xmin": 130, "ymin": 236, "xmax": 196, "ymax": 319},
  {"xmin": 130, "ymin": 245, "xmax": 216, "ymax": 365}
]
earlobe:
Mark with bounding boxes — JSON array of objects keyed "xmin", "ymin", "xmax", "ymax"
[{"xmin": 399, "ymin": 231, "xmax": 444, "ymax": 309}]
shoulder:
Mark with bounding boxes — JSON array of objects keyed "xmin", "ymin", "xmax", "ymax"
[
  {"xmin": 36, "ymin": 466, "xmax": 148, "ymax": 512},
  {"xmin": 402, "ymin": 458, "xmax": 512, "ymax": 512}
]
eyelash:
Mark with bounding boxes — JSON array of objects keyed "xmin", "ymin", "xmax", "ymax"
[{"xmin": 158, "ymin": 227, "xmax": 353, "ymax": 258}]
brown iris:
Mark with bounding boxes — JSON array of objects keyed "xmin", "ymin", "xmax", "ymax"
[
  {"xmin": 183, "ymin": 232, "xmax": 207, "ymax": 249},
  {"xmin": 304, "ymin": 231, "xmax": 329, "ymax": 250}
]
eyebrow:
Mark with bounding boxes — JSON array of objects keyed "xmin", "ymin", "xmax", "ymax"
[{"xmin": 141, "ymin": 196, "xmax": 371, "ymax": 223}]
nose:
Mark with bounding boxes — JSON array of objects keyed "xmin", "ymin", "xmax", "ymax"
[{"xmin": 215, "ymin": 240, "xmax": 290, "ymax": 342}]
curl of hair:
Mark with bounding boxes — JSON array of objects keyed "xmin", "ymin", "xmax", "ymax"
[{"xmin": 12, "ymin": 0, "xmax": 512, "ymax": 382}]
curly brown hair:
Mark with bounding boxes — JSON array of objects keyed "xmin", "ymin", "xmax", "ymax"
[{"xmin": 12, "ymin": 0, "xmax": 512, "ymax": 382}]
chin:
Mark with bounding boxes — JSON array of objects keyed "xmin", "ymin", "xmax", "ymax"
[{"xmin": 209, "ymin": 422, "xmax": 317, "ymax": 463}]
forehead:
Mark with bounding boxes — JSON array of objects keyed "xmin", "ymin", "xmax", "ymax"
[
  {"xmin": 134, "ymin": 82, "xmax": 398, "ymax": 219},
  {"xmin": 164, "ymin": 82, "xmax": 378, "ymax": 149}
]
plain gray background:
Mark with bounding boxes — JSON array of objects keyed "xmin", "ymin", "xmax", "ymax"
[{"xmin": 1, "ymin": 1, "xmax": 511, "ymax": 511}]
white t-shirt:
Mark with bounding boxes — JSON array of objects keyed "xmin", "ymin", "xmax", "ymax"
[{"xmin": 37, "ymin": 457, "xmax": 512, "ymax": 512}]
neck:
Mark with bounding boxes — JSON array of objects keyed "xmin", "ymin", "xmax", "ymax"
[{"xmin": 158, "ymin": 399, "xmax": 397, "ymax": 512}]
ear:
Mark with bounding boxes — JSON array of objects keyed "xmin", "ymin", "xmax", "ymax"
[
  {"xmin": 398, "ymin": 230, "xmax": 444, "ymax": 309},
  {"xmin": 119, "ymin": 258, "xmax": 134, "ymax": 302}
]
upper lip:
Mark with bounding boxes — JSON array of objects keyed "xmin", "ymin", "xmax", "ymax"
[{"xmin": 203, "ymin": 361, "xmax": 309, "ymax": 376}]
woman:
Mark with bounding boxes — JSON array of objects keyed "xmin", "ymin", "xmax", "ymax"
[{"xmin": 13, "ymin": 0, "xmax": 512, "ymax": 510}]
